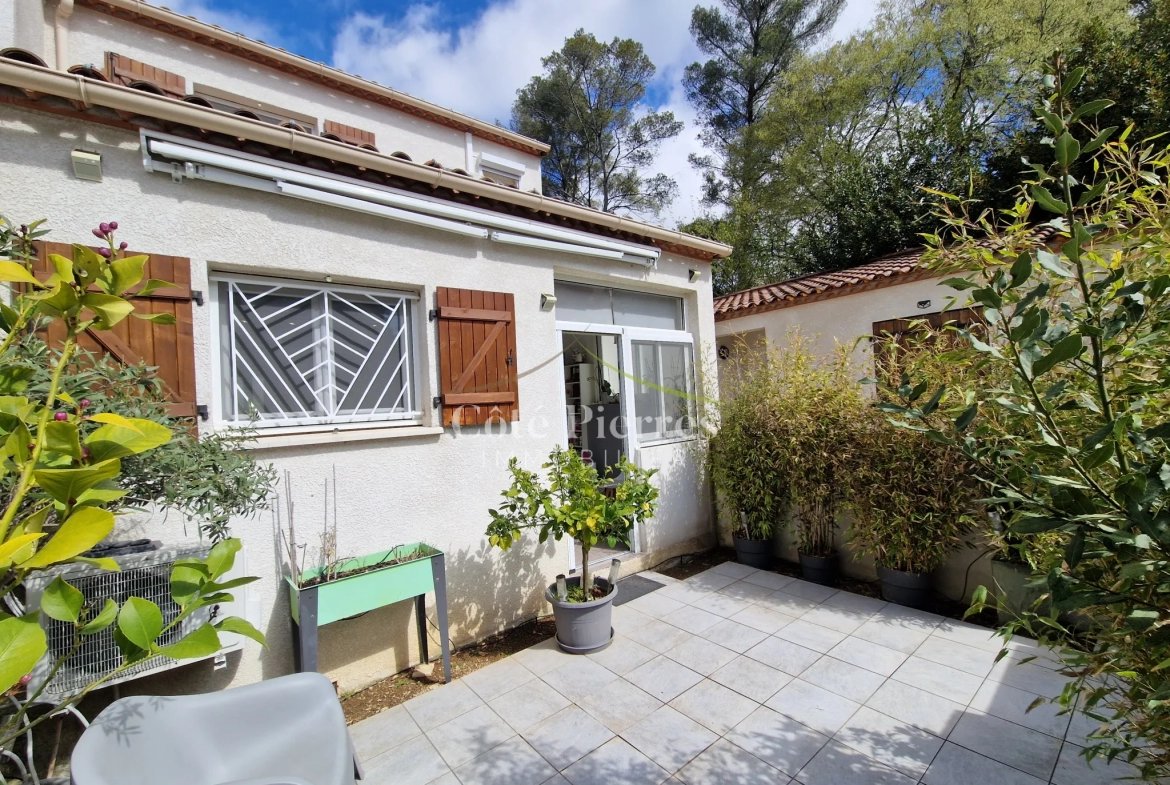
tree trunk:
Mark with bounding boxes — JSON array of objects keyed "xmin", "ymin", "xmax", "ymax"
[{"xmin": 580, "ymin": 543, "xmax": 591, "ymax": 600}]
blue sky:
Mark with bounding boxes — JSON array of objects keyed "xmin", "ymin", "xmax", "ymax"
[{"xmin": 169, "ymin": 0, "xmax": 881, "ymax": 224}]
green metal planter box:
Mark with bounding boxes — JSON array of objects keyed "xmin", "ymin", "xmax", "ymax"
[{"xmin": 286, "ymin": 542, "xmax": 451, "ymax": 682}]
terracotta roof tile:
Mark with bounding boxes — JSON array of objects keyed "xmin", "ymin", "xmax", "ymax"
[{"xmin": 714, "ymin": 226, "xmax": 1059, "ymax": 320}]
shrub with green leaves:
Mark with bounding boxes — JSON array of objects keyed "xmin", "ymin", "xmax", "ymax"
[
  {"xmin": 881, "ymin": 59, "xmax": 1170, "ymax": 776},
  {"xmin": 485, "ymin": 447, "xmax": 658, "ymax": 600},
  {"xmin": 0, "ymin": 219, "xmax": 264, "ymax": 751}
]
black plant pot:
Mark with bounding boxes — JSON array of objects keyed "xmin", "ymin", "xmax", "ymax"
[
  {"xmin": 877, "ymin": 566, "xmax": 932, "ymax": 609},
  {"xmin": 799, "ymin": 552, "xmax": 838, "ymax": 586},
  {"xmin": 733, "ymin": 536, "xmax": 774, "ymax": 569}
]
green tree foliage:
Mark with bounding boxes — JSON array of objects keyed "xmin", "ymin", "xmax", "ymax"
[
  {"xmin": 883, "ymin": 62, "xmax": 1170, "ymax": 775},
  {"xmin": 0, "ymin": 218, "xmax": 263, "ymax": 751},
  {"xmin": 684, "ymin": 0, "xmax": 843, "ymax": 294},
  {"xmin": 723, "ymin": 0, "xmax": 1131, "ymax": 288},
  {"xmin": 511, "ymin": 30, "xmax": 682, "ymax": 217}
]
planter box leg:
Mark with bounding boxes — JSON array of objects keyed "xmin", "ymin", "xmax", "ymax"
[
  {"xmin": 415, "ymin": 594, "xmax": 430, "ymax": 666},
  {"xmin": 292, "ymin": 587, "xmax": 319, "ymax": 673},
  {"xmin": 431, "ymin": 555, "xmax": 452, "ymax": 684}
]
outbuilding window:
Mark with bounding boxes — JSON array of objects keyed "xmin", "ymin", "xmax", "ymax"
[{"xmin": 212, "ymin": 276, "xmax": 420, "ymax": 428}]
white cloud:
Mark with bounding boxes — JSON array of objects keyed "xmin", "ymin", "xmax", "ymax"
[
  {"xmin": 165, "ymin": 0, "xmax": 281, "ymax": 47},
  {"xmin": 330, "ymin": 0, "xmax": 879, "ymax": 226}
]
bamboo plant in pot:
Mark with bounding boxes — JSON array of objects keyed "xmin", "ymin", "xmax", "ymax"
[
  {"xmin": 486, "ymin": 447, "xmax": 658, "ymax": 654},
  {"xmin": 846, "ymin": 410, "xmax": 977, "ymax": 608}
]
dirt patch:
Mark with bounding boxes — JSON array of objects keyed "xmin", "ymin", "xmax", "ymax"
[
  {"xmin": 656, "ymin": 547, "xmax": 736, "ymax": 579},
  {"xmin": 340, "ymin": 616, "xmax": 556, "ymax": 725}
]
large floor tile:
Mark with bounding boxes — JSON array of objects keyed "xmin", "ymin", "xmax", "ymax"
[
  {"xmin": 463, "ymin": 658, "xmax": 537, "ymax": 702},
  {"xmin": 488, "ymin": 678, "xmax": 572, "ymax": 733},
  {"xmin": 851, "ymin": 618, "xmax": 932, "ymax": 655},
  {"xmin": 589, "ymin": 635, "xmax": 657, "ymax": 676},
  {"xmin": 690, "ymin": 592, "xmax": 753, "ymax": 618},
  {"xmin": 657, "ymin": 582, "xmax": 716, "ymax": 606},
  {"xmin": 627, "ymin": 592, "xmax": 688, "ymax": 620},
  {"xmin": 891, "ymin": 655, "xmax": 984, "ymax": 705},
  {"xmin": 612, "ymin": 606, "xmax": 655, "ymax": 635},
  {"xmin": 577, "ymin": 678, "xmax": 663, "ymax": 733},
  {"xmin": 833, "ymin": 706, "xmax": 944, "ymax": 778},
  {"xmin": 864, "ymin": 679, "xmax": 965, "ymax": 737},
  {"xmin": 760, "ymin": 591, "xmax": 823, "ymax": 617},
  {"xmin": 663, "ymin": 637, "xmax": 738, "ymax": 676},
  {"xmin": 826, "ymin": 636, "xmax": 908, "ymax": 677},
  {"xmin": 675, "ymin": 738, "xmax": 790, "ymax": 785},
  {"xmin": 777, "ymin": 580, "xmax": 838, "ymax": 603},
  {"xmin": 915, "ymin": 635, "xmax": 1001, "ymax": 678},
  {"xmin": 947, "ymin": 709, "xmax": 1062, "ymax": 779},
  {"xmin": 625, "ymin": 656, "xmax": 705, "ymax": 702},
  {"xmin": 765, "ymin": 678, "xmax": 860, "ymax": 736},
  {"xmin": 685, "ymin": 570, "xmax": 739, "ymax": 593},
  {"xmin": 773, "ymin": 619, "xmax": 848, "ymax": 653},
  {"xmin": 542, "ymin": 658, "xmax": 619, "ymax": 703},
  {"xmin": 744, "ymin": 636, "xmax": 821, "ymax": 675},
  {"xmin": 923, "ymin": 742, "xmax": 1046, "ymax": 785},
  {"xmin": 404, "ymin": 681, "xmax": 485, "ymax": 732},
  {"xmin": 669, "ymin": 678, "xmax": 758, "ymax": 735},
  {"xmin": 794, "ymin": 739, "xmax": 915, "ymax": 785},
  {"xmin": 700, "ymin": 618, "xmax": 768, "ymax": 653},
  {"xmin": 931, "ymin": 619, "xmax": 1004, "ymax": 651},
  {"xmin": 799, "ymin": 605, "xmax": 872, "ymax": 635},
  {"xmin": 361, "ymin": 734, "xmax": 451, "ymax": 785},
  {"xmin": 725, "ymin": 706, "xmax": 829, "ymax": 777},
  {"xmin": 662, "ymin": 605, "xmax": 724, "ymax": 635},
  {"xmin": 621, "ymin": 705, "xmax": 720, "ymax": 773},
  {"xmin": 627, "ymin": 619, "xmax": 697, "ymax": 654},
  {"xmin": 454, "ymin": 737, "xmax": 557, "ymax": 785},
  {"xmin": 1050, "ymin": 742, "xmax": 1143, "ymax": 785},
  {"xmin": 522, "ymin": 705, "xmax": 614, "ymax": 771},
  {"xmin": 514, "ymin": 638, "xmax": 576, "ymax": 677},
  {"xmin": 719, "ymin": 580, "xmax": 778, "ymax": 603},
  {"xmin": 561, "ymin": 738, "xmax": 670, "ymax": 785},
  {"xmin": 969, "ymin": 679, "xmax": 1071, "ymax": 739},
  {"xmin": 712, "ymin": 561, "xmax": 760, "ymax": 579},
  {"xmin": 988, "ymin": 658, "xmax": 1072, "ymax": 699},
  {"xmin": 729, "ymin": 605, "xmax": 795, "ymax": 635},
  {"xmin": 426, "ymin": 705, "xmax": 514, "ymax": 769},
  {"xmin": 351, "ymin": 703, "xmax": 421, "ymax": 762},
  {"xmin": 710, "ymin": 655, "xmax": 794, "ymax": 703},
  {"xmin": 741, "ymin": 570, "xmax": 796, "ymax": 591},
  {"xmin": 799, "ymin": 656, "xmax": 885, "ymax": 702},
  {"xmin": 821, "ymin": 591, "xmax": 888, "ymax": 616}
]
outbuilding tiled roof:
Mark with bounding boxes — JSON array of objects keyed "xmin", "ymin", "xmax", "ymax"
[{"xmin": 714, "ymin": 226, "xmax": 1060, "ymax": 320}]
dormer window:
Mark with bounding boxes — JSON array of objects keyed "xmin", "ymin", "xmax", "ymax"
[{"xmin": 477, "ymin": 152, "xmax": 526, "ymax": 188}]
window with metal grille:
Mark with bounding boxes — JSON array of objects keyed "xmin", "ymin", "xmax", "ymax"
[{"xmin": 213, "ymin": 276, "xmax": 420, "ymax": 428}]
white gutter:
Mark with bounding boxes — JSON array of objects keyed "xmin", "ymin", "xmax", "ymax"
[{"xmin": 145, "ymin": 134, "xmax": 659, "ymax": 265}]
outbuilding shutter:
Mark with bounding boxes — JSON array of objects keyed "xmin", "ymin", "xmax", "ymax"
[
  {"xmin": 105, "ymin": 52, "xmax": 187, "ymax": 99},
  {"xmin": 435, "ymin": 287, "xmax": 518, "ymax": 426},
  {"xmin": 871, "ymin": 307, "xmax": 983, "ymax": 384},
  {"xmin": 32, "ymin": 242, "xmax": 198, "ymax": 418}
]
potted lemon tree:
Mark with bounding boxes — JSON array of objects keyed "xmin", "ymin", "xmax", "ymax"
[{"xmin": 486, "ymin": 447, "xmax": 657, "ymax": 653}]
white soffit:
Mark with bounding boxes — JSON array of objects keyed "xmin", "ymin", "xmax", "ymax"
[{"xmin": 142, "ymin": 132, "xmax": 659, "ymax": 265}]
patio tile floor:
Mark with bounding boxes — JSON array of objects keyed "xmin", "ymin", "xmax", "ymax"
[{"xmin": 353, "ymin": 566, "xmax": 1137, "ymax": 785}]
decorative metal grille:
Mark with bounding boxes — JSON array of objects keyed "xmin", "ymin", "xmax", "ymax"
[{"xmin": 216, "ymin": 278, "xmax": 419, "ymax": 427}]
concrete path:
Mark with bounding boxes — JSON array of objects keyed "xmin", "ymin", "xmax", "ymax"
[{"xmin": 350, "ymin": 563, "xmax": 1137, "ymax": 784}]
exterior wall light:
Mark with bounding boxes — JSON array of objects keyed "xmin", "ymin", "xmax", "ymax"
[
  {"xmin": 71, "ymin": 149, "xmax": 102, "ymax": 182},
  {"xmin": 689, "ymin": 269, "xmax": 701, "ymax": 283},
  {"xmin": 540, "ymin": 293, "xmax": 557, "ymax": 312}
]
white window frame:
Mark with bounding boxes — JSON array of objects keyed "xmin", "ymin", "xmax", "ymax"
[
  {"xmin": 209, "ymin": 273, "xmax": 423, "ymax": 432},
  {"xmin": 630, "ymin": 337, "xmax": 698, "ymax": 446}
]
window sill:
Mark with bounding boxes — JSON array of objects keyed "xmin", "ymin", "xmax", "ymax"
[{"xmin": 240, "ymin": 424, "xmax": 444, "ymax": 451}]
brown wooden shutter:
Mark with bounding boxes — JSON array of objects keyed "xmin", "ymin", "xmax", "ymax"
[
  {"xmin": 323, "ymin": 120, "xmax": 377, "ymax": 149},
  {"xmin": 105, "ymin": 52, "xmax": 186, "ymax": 99},
  {"xmin": 436, "ymin": 287, "xmax": 518, "ymax": 426},
  {"xmin": 32, "ymin": 242, "xmax": 198, "ymax": 418},
  {"xmin": 872, "ymin": 307, "xmax": 983, "ymax": 384}
]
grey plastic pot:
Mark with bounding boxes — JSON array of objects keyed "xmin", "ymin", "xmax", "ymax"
[
  {"xmin": 546, "ymin": 576, "xmax": 616, "ymax": 654},
  {"xmin": 733, "ymin": 536, "xmax": 774, "ymax": 569},
  {"xmin": 799, "ymin": 552, "xmax": 839, "ymax": 586},
  {"xmin": 877, "ymin": 566, "xmax": 932, "ymax": 609},
  {"xmin": 990, "ymin": 558, "xmax": 1048, "ymax": 625}
]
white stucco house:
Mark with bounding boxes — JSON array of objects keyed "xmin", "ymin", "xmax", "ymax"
[{"xmin": 0, "ymin": 0, "xmax": 731, "ymax": 695}]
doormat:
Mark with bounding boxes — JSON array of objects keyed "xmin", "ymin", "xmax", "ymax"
[{"xmin": 614, "ymin": 574, "xmax": 665, "ymax": 606}]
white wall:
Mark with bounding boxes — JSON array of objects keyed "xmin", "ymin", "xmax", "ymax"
[
  {"xmin": 713, "ymin": 279, "xmax": 993, "ymax": 603},
  {"xmin": 0, "ymin": 105, "xmax": 716, "ymax": 694},
  {"xmin": 50, "ymin": 6, "xmax": 543, "ymax": 192}
]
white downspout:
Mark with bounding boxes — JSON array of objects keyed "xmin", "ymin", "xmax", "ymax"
[
  {"xmin": 464, "ymin": 131, "xmax": 475, "ymax": 176},
  {"xmin": 54, "ymin": 0, "xmax": 75, "ymax": 72}
]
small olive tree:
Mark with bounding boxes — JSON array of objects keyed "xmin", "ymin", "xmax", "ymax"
[
  {"xmin": 485, "ymin": 447, "xmax": 658, "ymax": 598},
  {"xmin": 882, "ymin": 60, "xmax": 1170, "ymax": 776}
]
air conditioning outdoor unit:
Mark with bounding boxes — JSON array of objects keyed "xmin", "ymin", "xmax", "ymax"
[{"xmin": 22, "ymin": 542, "xmax": 253, "ymax": 704}]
